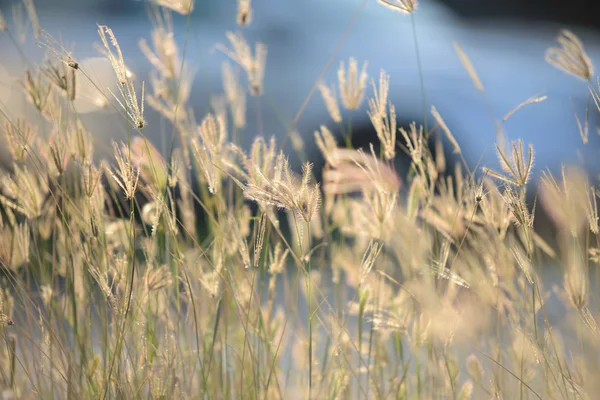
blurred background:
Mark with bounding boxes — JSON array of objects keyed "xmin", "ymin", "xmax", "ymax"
[{"xmin": 0, "ymin": 0, "xmax": 599, "ymax": 178}]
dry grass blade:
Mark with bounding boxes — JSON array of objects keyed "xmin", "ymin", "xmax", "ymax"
[
  {"xmin": 454, "ymin": 42, "xmax": 483, "ymax": 92},
  {"xmin": 23, "ymin": 0, "xmax": 40, "ymax": 39},
  {"xmin": 431, "ymin": 106, "xmax": 461, "ymax": 154},
  {"xmin": 503, "ymin": 95, "xmax": 547, "ymax": 122}
]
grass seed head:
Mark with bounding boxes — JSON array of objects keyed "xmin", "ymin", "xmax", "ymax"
[
  {"xmin": 546, "ymin": 30, "xmax": 594, "ymax": 81},
  {"xmin": 338, "ymin": 57, "xmax": 368, "ymax": 110}
]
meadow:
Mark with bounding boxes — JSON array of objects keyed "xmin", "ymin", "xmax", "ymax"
[{"xmin": 1, "ymin": 0, "xmax": 600, "ymax": 398}]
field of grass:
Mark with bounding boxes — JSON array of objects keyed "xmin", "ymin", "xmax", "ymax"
[{"xmin": 1, "ymin": 0, "xmax": 600, "ymax": 398}]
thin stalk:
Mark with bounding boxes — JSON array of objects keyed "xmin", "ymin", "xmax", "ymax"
[{"xmin": 410, "ymin": 13, "xmax": 428, "ymax": 135}]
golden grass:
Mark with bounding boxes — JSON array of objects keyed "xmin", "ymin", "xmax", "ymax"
[{"xmin": 0, "ymin": 1, "xmax": 600, "ymax": 399}]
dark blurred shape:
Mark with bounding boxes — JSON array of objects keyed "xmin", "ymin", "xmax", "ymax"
[{"xmin": 437, "ymin": 0, "xmax": 600, "ymax": 30}]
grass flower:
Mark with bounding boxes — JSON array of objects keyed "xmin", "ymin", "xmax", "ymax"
[
  {"xmin": 152, "ymin": 0, "xmax": 195, "ymax": 15},
  {"xmin": 484, "ymin": 140, "xmax": 534, "ymax": 187},
  {"xmin": 377, "ymin": 0, "xmax": 418, "ymax": 14},
  {"xmin": 222, "ymin": 62, "xmax": 247, "ymax": 128},
  {"xmin": 546, "ymin": 30, "xmax": 594, "ymax": 81},
  {"xmin": 2, "ymin": 3, "xmax": 600, "ymax": 399},
  {"xmin": 108, "ymin": 142, "xmax": 140, "ymax": 200},
  {"xmin": 338, "ymin": 57, "xmax": 368, "ymax": 110},
  {"xmin": 323, "ymin": 147, "xmax": 401, "ymax": 196},
  {"xmin": 4, "ymin": 118, "xmax": 36, "ymax": 162},
  {"xmin": 216, "ymin": 31, "xmax": 267, "ymax": 96},
  {"xmin": 244, "ymin": 158, "xmax": 321, "ymax": 223},
  {"xmin": 540, "ymin": 166, "xmax": 589, "ymax": 235},
  {"xmin": 191, "ymin": 113, "xmax": 227, "ymax": 194},
  {"xmin": 139, "ymin": 10, "xmax": 180, "ymax": 80},
  {"xmin": 98, "ymin": 25, "xmax": 146, "ymax": 129},
  {"xmin": 23, "ymin": 0, "xmax": 40, "ymax": 39},
  {"xmin": 19, "ymin": 69, "xmax": 51, "ymax": 112},
  {"xmin": 318, "ymin": 82, "xmax": 342, "ymax": 123},
  {"xmin": 368, "ymin": 70, "xmax": 396, "ymax": 160}
]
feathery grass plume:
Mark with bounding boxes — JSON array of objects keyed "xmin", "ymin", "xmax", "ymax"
[
  {"xmin": 268, "ymin": 242, "xmax": 289, "ymax": 275},
  {"xmin": 108, "ymin": 142, "xmax": 140, "ymax": 200},
  {"xmin": 98, "ymin": 25, "xmax": 146, "ymax": 129},
  {"xmin": 144, "ymin": 265, "xmax": 172, "ymax": 292},
  {"xmin": 139, "ymin": 9, "xmax": 180, "ymax": 80},
  {"xmin": 226, "ymin": 136, "xmax": 279, "ymax": 188},
  {"xmin": 483, "ymin": 140, "xmax": 534, "ymax": 187},
  {"xmin": 318, "ymin": 82, "xmax": 342, "ymax": 123},
  {"xmin": 290, "ymin": 129, "xmax": 305, "ymax": 152},
  {"xmin": 511, "ymin": 246, "xmax": 534, "ymax": 284},
  {"xmin": 421, "ymin": 182, "xmax": 467, "ymax": 239},
  {"xmin": 97, "ymin": 25, "xmax": 127, "ymax": 85},
  {"xmin": 216, "ymin": 31, "xmax": 267, "ymax": 96},
  {"xmin": 431, "ymin": 106, "xmax": 461, "ymax": 154},
  {"xmin": 502, "ymin": 186, "xmax": 534, "ymax": 228},
  {"xmin": 43, "ymin": 58, "xmax": 77, "ymax": 101},
  {"xmin": 66, "ymin": 118, "xmax": 94, "ymax": 165},
  {"xmin": 377, "ymin": 0, "xmax": 418, "ymax": 14},
  {"xmin": 130, "ymin": 137, "xmax": 168, "ymax": 191},
  {"xmin": 453, "ymin": 42, "xmax": 483, "ymax": 92},
  {"xmin": 222, "ymin": 62, "xmax": 247, "ymax": 128},
  {"xmin": 22, "ymin": 0, "xmax": 40, "ymax": 39},
  {"xmin": 503, "ymin": 95, "xmax": 547, "ymax": 122},
  {"xmin": 540, "ymin": 166, "xmax": 589, "ymax": 235},
  {"xmin": 146, "ymin": 71, "xmax": 192, "ymax": 123},
  {"xmin": 191, "ymin": 113, "xmax": 227, "ymax": 194},
  {"xmin": 571, "ymin": 98, "xmax": 590, "ymax": 145},
  {"xmin": 546, "ymin": 30, "xmax": 594, "ymax": 81},
  {"xmin": 457, "ymin": 381, "xmax": 473, "ymax": 400},
  {"xmin": 4, "ymin": 118, "xmax": 36, "ymax": 162},
  {"xmin": 237, "ymin": 0, "xmax": 252, "ymax": 27},
  {"xmin": 152, "ymin": 0, "xmax": 194, "ymax": 15},
  {"xmin": 0, "ymin": 223, "xmax": 30, "ymax": 270},
  {"xmin": 243, "ymin": 156, "xmax": 321, "ymax": 223},
  {"xmin": 296, "ymin": 162, "xmax": 322, "ymax": 223},
  {"xmin": 359, "ymin": 240, "xmax": 383, "ymax": 285},
  {"xmin": 563, "ymin": 243, "xmax": 589, "ymax": 309},
  {"xmin": 81, "ymin": 162, "xmax": 104, "ymax": 210},
  {"xmin": 38, "ymin": 31, "xmax": 79, "ymax": 70},
  {"xmin": 466, "ymin": 354, "xmax": 484, "ymax": 384},
  {"xmin": 19, "ymin": 69, "xmax": 51, "ymax": 112},
  {"xmin": 338, "ymin": 57, "xmax": 368, "ymax": 110},
  {"xmin": 224, "ymin": 214, "xmax": 251, "ymax": 268},
  {"xmin": 46, "ymin": 131, "xmax": 70, "ymax": 175},
  {"xmin": 580, "ymin": 307, "xmax": 600, "ymax": 337},
  {"xmin": 314, "ymin": 125, "xmax": 339, "ymax": 166},
  {"xmin": 368, "ymin": 70, "xmax": 396, "ymax": 160},
  {"xmin": 0, "ymin": 165, "xmax": 47, "ymax": 219},
  {"xmin": 399, "ymin": 122, "xmax": 424, "ymax": 165},
  {"xmin": 323, "ymin": 147, "xmax": 401, "ymax": 196}
]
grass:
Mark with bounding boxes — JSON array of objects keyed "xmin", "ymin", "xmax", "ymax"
[{"xmin": 1, "ymin": 0, "xmax": 600, "ymax": 398}]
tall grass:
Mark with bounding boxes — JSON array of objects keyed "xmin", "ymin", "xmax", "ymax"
[{"xmin": 1, "ymin": 0, "xmax": 600, "ymax": 398}]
